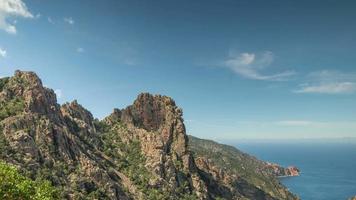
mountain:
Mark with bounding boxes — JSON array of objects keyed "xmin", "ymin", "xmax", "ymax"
[{"xmin": 0, "ymin": 70, "xmax": 299, "ymax": 200}]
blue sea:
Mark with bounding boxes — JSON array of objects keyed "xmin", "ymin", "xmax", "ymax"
[{"xmin": 234, "ymin": 142, "xmax": 356, "ymax": 200}]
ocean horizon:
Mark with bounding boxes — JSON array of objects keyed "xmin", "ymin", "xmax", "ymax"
[{"xmin": 232, "ymin": 141, "xmax": 356, "ymax": 200}]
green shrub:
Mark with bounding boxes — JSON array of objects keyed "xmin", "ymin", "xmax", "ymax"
[
  {"xmin": 0, "ymin": 130, "xmax": 13, "ymax": 159},
  {"xmin": 0, "ymin": 77, "xmax": 9, "ymax": 91},
  {"xmin": 0, "ymin": 161, "xmax": 59, "ymax": 200},
  {"xmin": 0, "ymin": 97, "xmax": 25, "ymax": 121}
]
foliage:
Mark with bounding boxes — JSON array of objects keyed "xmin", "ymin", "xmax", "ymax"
[
  {"xmin": 100, "ymin": 122, "xmax": 173, "ymax": 199},
  {"xmin": 0, "ymin": 77, "xmax": 9, "ymax": 91},
  {"xmin": 0, "ymin": 130, "xmax": 13, "ymax": 159},
  {"xmin": 0, "ymin": 97, "xmax": 25, "ymax": 121},
  {"xmin": 0, "ymin": 161, "xmax": 59, "ymax": 200},
  {"xmin": 188, "ymin": 135, "xmax": 289, "ymax": 199}
]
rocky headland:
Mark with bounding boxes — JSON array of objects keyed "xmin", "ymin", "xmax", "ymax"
[{"xmin": 264, "ymin": 162, "xmax": 300, "ymax": 177}]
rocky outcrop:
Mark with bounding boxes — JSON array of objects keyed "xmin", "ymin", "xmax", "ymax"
[
  {"xmin": 107, "ymin": 93, "xmax": 209, "ymax": 199},
  {"xmin": 265, "ymin": 162, "xmax": 300, "ymax": 177},
  {"xmin": 0, "ymin": 70, "xmax": 299, "ymax": 200},
  {"xmin": 349, "ymin": 196, "xmax": 356, "ymax": 200},
  {"xmin": 0, "ymin": 71, "xmax": 130, "ymax": 199}
]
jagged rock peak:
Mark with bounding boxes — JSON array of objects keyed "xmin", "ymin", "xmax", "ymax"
[
  {"xmin": 61, "ymin": 100, "xmax": 94, "ymax": 126},
  {"xmin": 121, "ymin": 92, "xmax": 182, "ymax": 132},
  {"xmin": 14, "ymin": 70, "xmax": 43, "ymax": 87},
  {"xmin": 3, "ymin": 70, "xmax": 60, "ymax": 119},
  {"xmin": 103, "ymin": 108, "xmax": 122, "ymax": 126}
]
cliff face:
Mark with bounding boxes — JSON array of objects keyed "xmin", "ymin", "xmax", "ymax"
[{"xmin": 0, "ymin": 71, "xmax": 299, "ymax": 200}]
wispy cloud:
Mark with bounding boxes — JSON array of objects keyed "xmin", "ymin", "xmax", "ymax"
[
  {"xmin": 76, "ymin": 47, "xmax": 84, "ymax": 53},
  {"xmin": 276, "ymin": 120, "xmax": 314, "ymax": 126},
  {"xmin": 54, "ymin": 89, "xmax": 62, "ymax": 99},
  {"xmin": 294, "ymin": 70, "xmax": 356, "ymax": 94},
  {"xmin": 64, "ymin": 17, "xmax": 74, "ymax": 25},
  {"xmin": 0, "ymin": 47, "xmax": 6, "ymax": 58},
  {"xmin": 276, "ymin": 120, "xmax": 356, "ymax": 129},
  {"xmin": 47, "ymin": 16, "xmax": 54, "ymax": 24},
  {"xmin": 223, "ymin": 51, "xmax": 295, "ymax": 81},
  {"xmin": 0, "ymin": 0, "xmax": 33, "ymax": 34},
  {"xmin": 295, "ymin": 82, "xmax": 356, "ymax": 94}
]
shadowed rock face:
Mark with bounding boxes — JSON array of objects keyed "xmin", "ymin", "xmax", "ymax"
[
  {"xmin": 121, "ymin": 93, "xmax": 177, "ymax": 131},
  {"xmin": 121, "ymin": 93, "xmax": 188, "ymax": 155},
  {"xmin": 2, "ymin": 70, "xmax": 62, "ymax": 121},
  {"xmin": 0, "ymin": 70, "xmax": 299, "ymax": 200}
]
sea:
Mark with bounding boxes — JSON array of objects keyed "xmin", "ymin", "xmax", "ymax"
[{"xmin": 232, "ymin": 141, "xmax": 356, "ymax": 200}]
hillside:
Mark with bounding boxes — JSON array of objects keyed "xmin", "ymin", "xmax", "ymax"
[
  {"xmin": 0, "ymin": 70, "xmax": 298, "ymax": 199},
  {"xmin": 189, "ymin": 136, "xmax": 298, "ymax": 200}
]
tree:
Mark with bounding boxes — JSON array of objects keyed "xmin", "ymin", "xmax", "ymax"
[{"xmin": 0, "ymin": 161, "xmax": 59, "ymax": 200}]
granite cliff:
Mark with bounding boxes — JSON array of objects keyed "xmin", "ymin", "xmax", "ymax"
[
  {"xmin": 0, "ymin": 71, "xmax": 299, "ymax": 199},
  {"xmin": 264, "ymin": 163, "xmax": 299, "ymax": 177}
]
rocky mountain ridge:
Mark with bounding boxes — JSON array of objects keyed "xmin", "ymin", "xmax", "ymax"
[{"xmin": 0, "ymin": 70, "xmax": 299, "ymax": 199}]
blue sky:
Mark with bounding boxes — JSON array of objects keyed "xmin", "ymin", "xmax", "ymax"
[{"xmin": 1, "ymin": 0, "xmax": 356, "ymax": 140}]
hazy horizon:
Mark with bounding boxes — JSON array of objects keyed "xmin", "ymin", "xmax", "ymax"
[{"xmin": 1, "ymin": 0, "xmax": 356, "ymax": 140}]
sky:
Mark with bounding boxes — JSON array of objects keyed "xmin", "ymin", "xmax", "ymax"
[{"xmin": 0, "ymin": 0, "xmax": 356, "ymax": 141}]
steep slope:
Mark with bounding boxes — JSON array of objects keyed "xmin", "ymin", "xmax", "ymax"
[
  {"xmin": 0, "ymin": 70, "xmax": 298, "ymax": 200},
  {"xmin": 188, "ymin": 136, "xmax": 298, "ymax": 200}
]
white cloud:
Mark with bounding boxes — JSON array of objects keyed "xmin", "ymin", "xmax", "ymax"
[
  {"xmin": 34, "ymin": 13, "xmax": 41, "ymax": 19},
  {"xmin": 295, "ymin": 70, "xmax": 356, "ymax": 94},
  {"xmin": 223, "ymin": 51, "xmax": 295, "ymax": 81},
  {"xmin": 295, "ymin": 82, "xmax": 356, "ymax": 94},
  {"xmin": 64, "ymin": 17, "xmax": 74, "ymax": 25},
  {"xmin": 54, "ymin": 89, "xmax": 62, "ymax": 99},
  {"xmin": 76, "ymin": 47, "xmax": 84, "ymax": 53},
  {"xmin": 47, "ymin": 16, "xmax": 54, "ymax": 24},
  {"xmin": 0, "ymin": 47, "xmax": 6, "ymax": 58},
  {"xmin": 0, "ymin": 0, "xmax": 34, "ymax": 34}
]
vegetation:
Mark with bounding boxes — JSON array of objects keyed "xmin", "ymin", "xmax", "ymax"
[
  {"xmin": 0, "ymin": 72, "xmax": 296, "ymax": 199},
  {"xmin": 0, "ymin": 131, "xmax": 13, "ymax": 159},
  {"xmin": 100, "ymin": 122, "xmax": 161, "ymax": 198},
  {"xmin": 188, "ymin": 135, "xmax": 293, "ymax": 200},
  {"xmin": 0, "ymin": 78, "xmax": 25, "ymax": 121},
  {"xmin": 0, "ymin": 161, "xmax": 59, "ymax": 200},
  {"xmin": 0, "ymin": 97, "xmax": 25, "ymax": 121},
  {"xmin": 98, "ymin": 121, "xmax": 200, "ymax": 199},
  {"xmin": 0, "ymin": 77, "xmax": 9, "ymax": 91}
]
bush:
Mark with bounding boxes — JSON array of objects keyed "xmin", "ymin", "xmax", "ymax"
[
  {"xmin": 0, "ymin": 161, "xmax": 59, "ymax": 200},
  {"xmin": 0, "ymin": 131, "xmax": 13, "ymax": 159},
  {"xmin": 0, "ymin": 77, "xmax": 9, "ymax": 91},
  {"xmin": 0, "ymin": 97, "xmax": 25, "ymax": 121}
]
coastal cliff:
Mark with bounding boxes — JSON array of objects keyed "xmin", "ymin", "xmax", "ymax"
[
  {"xmin": 0, "ymin": 70, "xmax": 299, "ymax": 199},
  {"xmin": 264, "ymin": 163, "xmax": 300, "ymax": 177}
]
